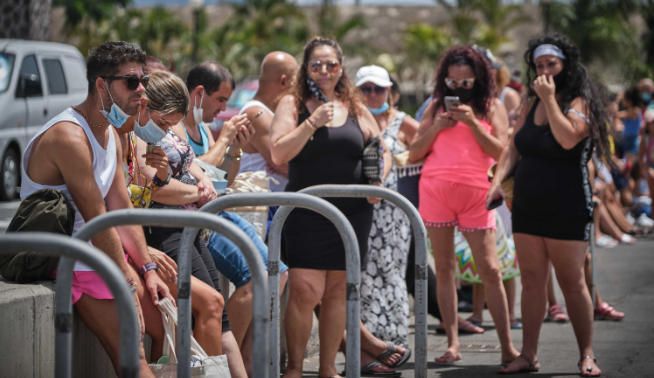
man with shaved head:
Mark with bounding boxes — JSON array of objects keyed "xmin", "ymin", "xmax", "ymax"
[{"xmin": 239, "ymin": 51, "xmax": 299, "ymax": 191}]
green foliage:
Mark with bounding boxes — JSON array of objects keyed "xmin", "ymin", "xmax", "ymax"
[
  {"xmin": 209, "ymin": 0, "xmax": 309, "ymax": 79},
  {"xmin": 544, "ymin": 0, "xmax": 652, "ymax": 82}
]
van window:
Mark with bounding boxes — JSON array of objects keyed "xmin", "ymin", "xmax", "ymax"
[
  {"xmin": 0, "ymin": 52, "xmax": 15, "ymax": 93},
  {"xmin": 17, "ymin": 54, "xmax": 42, "ymax": 97},
  {"xmin": 43, "ymin": 58, "xmax": 68, "ymax": 95}
]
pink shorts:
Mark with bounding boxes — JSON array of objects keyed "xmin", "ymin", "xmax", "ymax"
[
  {"xmin": 419, "ymin": 177, "xmax": 495, "ymax": 231},
  {"xmin": 71, "ymin": 271, "xmax": 114, "ymax": 304}
]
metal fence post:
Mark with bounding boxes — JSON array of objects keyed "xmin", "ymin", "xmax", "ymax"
[
  {"xmin": 0, "ymin": 233, "xmax": 140, "ymax": 378},
  {"xmin": 73, "ymin": 209, "xmax": 267, "ymax": 378},
  {"xmin": 199, "ymin": 192, "xmax": 361, "ymax": 378},
  {"xmin": 300, "ymin": 184, "xmax": 429, "ymax": 378}
]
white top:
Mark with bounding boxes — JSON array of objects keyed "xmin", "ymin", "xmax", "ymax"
[
  {"xmin": 238, "ymin": 100, "xmax": 288, "ymax": 191},
  {"xmin": 20, "ymin": 108, "xmax": 117, "ymax": 271}
]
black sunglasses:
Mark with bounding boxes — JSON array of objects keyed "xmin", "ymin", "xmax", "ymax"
[
  {"xmin": 359, "ymin": 85, "xmax": 387, "ymax": 95},
  {"xmin": 105, "ymin": 75, "xmax": 149, "ymax": 90}
]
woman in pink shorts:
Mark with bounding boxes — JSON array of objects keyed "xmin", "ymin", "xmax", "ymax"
[{"xmin": 409, "ymin": 45, "xmax": 519, "ymax": 367}]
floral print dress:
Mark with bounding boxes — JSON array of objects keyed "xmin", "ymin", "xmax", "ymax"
[{"xmin": 361, "ymin": 111, "xmax": 412, "ymax": 346}]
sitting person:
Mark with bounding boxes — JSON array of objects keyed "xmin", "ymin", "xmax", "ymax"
[
  {"xmin": 172, "ymin": 61, "xmax": 289, "ymax": 374},
  {"xmin": 116, "ymin": 69, "xmax": 229, "ymax": 358},
  {"xmin": 19, "ymin": 41, "xmax": 171, "ymax": 377}
]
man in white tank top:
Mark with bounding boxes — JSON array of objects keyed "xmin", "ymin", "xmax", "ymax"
[
  {"xmin": 239, "ymin": 51, "xmax": 298, "ymax": 192},
  {"xmin": 20, "ymin": 41, "xmax": 170, "ymax": 377}
]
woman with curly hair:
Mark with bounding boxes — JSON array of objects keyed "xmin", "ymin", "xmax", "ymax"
[
  {"xmin": 489, "ymin": 34, "xmax": 609, "ymax": 376},
  {"xmin": 409, "ymin": 45, "xmax": 518, "ymax": 367}
]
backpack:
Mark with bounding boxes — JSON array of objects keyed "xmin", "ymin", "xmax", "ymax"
[{"xmin": 0, "ymin": 189, "xmax": 75, "ymax": 283}]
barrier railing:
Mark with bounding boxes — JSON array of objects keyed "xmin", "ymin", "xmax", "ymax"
[
  {"xmin": 299, "ymin": 184, "xmax": 429, "ymax": 378},
  {"xmin": 0, "ymin": 233, "xmax": 140, "ymax": 378},
  {"xmin": 69, "ymin": 209, "xmax": 266, "ymax": 378},
  {"xmin": 199, "ymin": 192, "xmax": 361, "ymax": 378}
]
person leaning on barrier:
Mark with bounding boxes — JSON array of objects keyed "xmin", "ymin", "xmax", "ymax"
[
  {"xmin": 115, "ymin": 69, "xmax": 228, "ymax": 359},
  {"xmin": 271, "ymin": 36, "xmax": 385, "ymax": 378},
  {"xmin": 126, "ymin": 61, "xmax": 248, "ymax": 378},
  {"xmin": 174, "ymin": 61, "xmax": 290, "ymax": 375},
  {"xmin": 489, "ymin": 33, "xmax": 610, "ymax": 376},
  {"xmin": 19, "ymin": 41, "xmax": 171, "ymax": 377}
]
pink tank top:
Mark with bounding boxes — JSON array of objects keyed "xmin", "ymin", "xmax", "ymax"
[{"xmin": 421, "ymin": 118, "xmax": 495, "ymax": 189}]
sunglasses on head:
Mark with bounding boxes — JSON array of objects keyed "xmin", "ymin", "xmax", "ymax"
[
  {"xmin": 359, "ymin": 85, "xmax": 387, "ymax": 95},
  {"xmin": 105, "ymin": 75, "xmax": 149, "ymax": 90},
  {"xmin": 309, "ymin": 60, "xmax": 340, "ymax": 74},
  {"xmin": 445, "ymin": 77, "xmax": 475, "ymax": 90}
]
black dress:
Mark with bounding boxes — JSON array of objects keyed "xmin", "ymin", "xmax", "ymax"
[
  {"xmin": 512, "ymin": 101, "xmax": 594, "ymax": 241},
  {"xmin": 283, "ymin": 109, "xmax": 373, "ymax": 270}
]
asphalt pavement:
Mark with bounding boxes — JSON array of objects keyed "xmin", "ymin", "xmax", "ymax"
[{"xmin": 302, "ymin": 235, "xmax": 654, "ymax": 378}]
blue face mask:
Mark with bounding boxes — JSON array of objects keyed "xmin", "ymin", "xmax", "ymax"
[
  {"xmin": 100, "ymin": 84, "xmax": 130, "ymax": 128},
  {"xmin": 641, "ymin": 92, "xmax": 652, "ymax": 105},
  {"xmin": 368, "ymin": 102, "xmax": 390, "ymax": 116},
  {"xmin": 133, "ymin": 111, "xmax": 167, "ymax": 144}
]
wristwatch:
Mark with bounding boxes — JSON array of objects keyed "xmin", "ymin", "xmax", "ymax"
[
  {"xmin": 139, "ymin": 261, "xmax": 159, "ymax": 276},
  {"xmin": 152, "ymin": 172, "xmax": 171, "ymax": 187}
]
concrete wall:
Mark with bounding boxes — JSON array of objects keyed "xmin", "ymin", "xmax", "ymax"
[{"xmin": 0, "ymin": 279, "xmax": 116, "ymax": 378}]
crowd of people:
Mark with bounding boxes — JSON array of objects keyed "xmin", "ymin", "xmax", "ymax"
[{"xmin": 6, "ymin": 31, "xmax": 652, "ymax": 378}]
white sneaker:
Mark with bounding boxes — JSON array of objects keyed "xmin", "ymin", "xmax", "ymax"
[
  {"xmin": 636, "ymin": 213, "xmax": 654, "ymax": 228},
  {"xmin": 596, "ymin": 234, "xmax": 618, "ymax": 248},
  {"xmin": 620, "ymin": 234, "xmax": 637, "ymax": 244}
]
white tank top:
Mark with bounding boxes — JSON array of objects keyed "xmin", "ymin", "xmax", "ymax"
[
  {"xmin": 20, "ymin": 108, "xmax": 117, "ymax": 271},
  {"xmin": 238, "ymin": 100, "xmax": 288, "ymax": 191}
]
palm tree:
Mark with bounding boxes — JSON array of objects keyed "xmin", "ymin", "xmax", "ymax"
[{"xmin": 210, "ymin": 0, "xmax": 309, "ymax": 79}]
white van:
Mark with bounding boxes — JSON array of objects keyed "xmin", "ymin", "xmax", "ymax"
[{"xmin": 0, "ymin": 39, "xmax": 87, "ymax": 200}]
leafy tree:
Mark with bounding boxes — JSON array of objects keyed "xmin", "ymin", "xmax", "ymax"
[{"xmin": 210, "ymin": 0, "xmax": 309, "ymax": 79}]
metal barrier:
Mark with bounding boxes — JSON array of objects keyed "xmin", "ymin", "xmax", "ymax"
[
  {"xmin": 69, "ymin": 208, "xmax": 266, "ymax": 378},
  {"xmin": 199, "ymin": 192, "xmax": 361, "ymax": 378},
  {"xmin": 0, "ymin": 233, "xmax": 140, "ymax": 378},
  {"xmin": 300, "ymin": 184, "xmax": 429, "ymax": 378}
]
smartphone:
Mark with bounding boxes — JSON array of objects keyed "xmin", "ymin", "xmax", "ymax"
[
  {"xmin": 146, "ymin": 144, "xmax": 156, "ymax": 154},
  {"xmin": 444, "ymin": 96, "xmax": 461, "ymax": 112},
  {"xmin": 486, "ymin": 196, "xmax": 504, "ymax": 210}
]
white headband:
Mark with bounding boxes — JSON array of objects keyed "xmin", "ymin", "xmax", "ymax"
[{"xmin": 533, "ymin": 44, "xmax": 566, "ymax": 60}]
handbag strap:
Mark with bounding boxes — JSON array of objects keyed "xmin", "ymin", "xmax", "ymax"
[{"xmin": 158, "ymin": 298, "xmax": 210, "ymax": 360}]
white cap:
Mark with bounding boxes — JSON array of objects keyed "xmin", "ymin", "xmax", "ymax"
[{"xmin": 355, "ymin": 65, "xmax": 392, "ymax": 88}]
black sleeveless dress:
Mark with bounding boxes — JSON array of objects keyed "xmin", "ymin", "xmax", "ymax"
[
  {"xmin": 512, "ymin": 101, "xmax": 594, "ymax": 241},
  {"xmin": 283, "ymin": 109, "xmax": 373, "ymax": 270}
]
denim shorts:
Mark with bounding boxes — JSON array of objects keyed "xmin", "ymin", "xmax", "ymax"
[{"xmin": 207, "ymin": 211, "xmax": 288, "ymax": 288}]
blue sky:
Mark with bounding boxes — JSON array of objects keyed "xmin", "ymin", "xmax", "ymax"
[{"xmin": 133, "ymin": 0, "xmax": 437, "ymax": 6}]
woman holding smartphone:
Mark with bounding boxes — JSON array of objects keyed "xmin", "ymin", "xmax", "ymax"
[
  {"xmin": 489, "ymin": 34, "xmax": 609, "ymax": 376},
  {"xmin": 409, "ymin": 45, "xmax": 517, "ymax": 367}
]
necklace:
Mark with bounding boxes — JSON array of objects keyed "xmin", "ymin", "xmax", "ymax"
[{"xmin": 73, "ymin": 106, "xmax": 104, "ymax": 128}]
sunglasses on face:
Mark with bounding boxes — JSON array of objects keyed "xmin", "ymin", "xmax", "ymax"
[
  {"xmin": 105, "ymin": 75, "xmax": 149, "ymax": 91},
  {"xmin": 309, "ymin": 60, "xmax": 340, "ymax": 74},
  {"xmin": 445, "ymin": 77, "xmax": 475, "ymax": 90},
  {"xmin": 359, "ymin": 85, "xmax": 387, "ymax": 95}
]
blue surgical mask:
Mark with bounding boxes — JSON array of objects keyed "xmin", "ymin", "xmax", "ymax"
[
  {"xmin": 641, "ymin": 92, "xmax": 652, "ymax": 105},
  {"xmin": 99, "ymin": 84, "xmax": 130, "ymax": 128},
  {"xmin": 368, "ymin": 102, "xmax": 390, "ymax": 116},
  {"xmin": 193, "ymin": 91, "xmax": 204, "ymax": 126},
  {"xmin": 133, "ymin": 111, "xmax": 167, "ymax": 144}
]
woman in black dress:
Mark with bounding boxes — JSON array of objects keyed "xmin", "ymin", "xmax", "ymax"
[
  {"xmin": 271, "ymin": 37, "xmax": 382, "ymax": 378},
  {"xmin": 488, "ymin": 34, "xmax": 610, "ymax": 376}
]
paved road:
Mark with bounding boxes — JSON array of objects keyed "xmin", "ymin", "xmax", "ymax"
[{"xmin": 303, "ymin": 236, "xmax": 654, "ymax": 377}]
